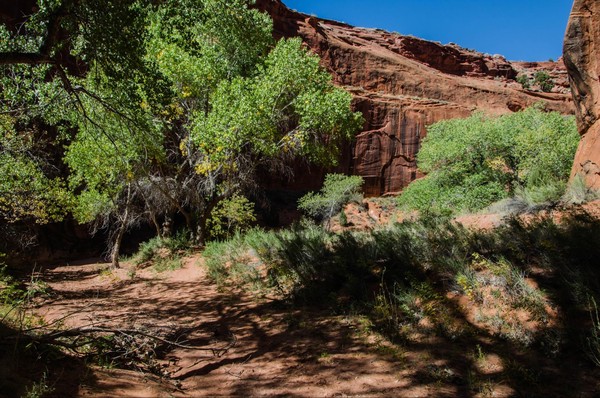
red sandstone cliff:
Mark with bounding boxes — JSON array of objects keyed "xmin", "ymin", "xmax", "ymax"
[
  {"xmin": 564, "ymin": 0, "xmax": 600, "ymax": 188},
  {"xmin": 256, "ymin": 0, "xmax": 575, "ymax": 195}
]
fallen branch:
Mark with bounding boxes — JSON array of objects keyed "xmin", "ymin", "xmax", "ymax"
[
  {"xmin": 34, "ymin": 326, "xmax": 236, "ymax": 354},
  {"xmin": 4, "ymin": 324, "xmax": 237, "ymax": 376}
]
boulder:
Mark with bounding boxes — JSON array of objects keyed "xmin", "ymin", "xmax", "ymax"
[{"xmin": 564, "ymin": 0, "xmax": 600, "ymax": 188}]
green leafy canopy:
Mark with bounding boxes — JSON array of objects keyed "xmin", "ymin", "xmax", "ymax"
[
  {"xmin": 398, "ymin": 105, "xmax": 579, "ymax": 215},
  {"xmin": 1, "ymin": 0, "xmax": 363, "ymax": 263}
]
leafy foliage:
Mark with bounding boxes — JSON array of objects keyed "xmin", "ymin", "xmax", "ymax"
[
  {"xmin": 298, "ymin": 174, "xmax": 364, "ymax": 225},
  {"xmin": 191, "ymin": 38, "xmax": 362, "ymax": 170},
  {"xmin": 0, "ymin": 120, "xmax": 71, "ymax": 223},
  {"xmin": 516, "ymin": 74, "xmax": 531, "ymax": 90},
  {"xmin": 1, "ymin": 0, "xmax": 362, "ymax": 263},
  {"xmin": 398, "ymin": 106, "xmax": 579, "ymax": 214},
  {"xmin": 207, "ymin": 194, "xmax": 256, "ymax": 240}
]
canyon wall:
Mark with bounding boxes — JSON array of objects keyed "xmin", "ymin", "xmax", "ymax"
[
  {"xmin": 564, "ymin": 0, "xmax": 600, "ymax": 188},
  {"xmin": 257, "ymin": 0, "xmax": 575, "ymax": 195}
]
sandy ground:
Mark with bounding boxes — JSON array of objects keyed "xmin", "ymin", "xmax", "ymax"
[{"xmin": 33, "ymin": 257, "xmax": 466, "ymax": 397}]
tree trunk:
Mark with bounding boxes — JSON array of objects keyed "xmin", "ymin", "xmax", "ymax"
[
  {"xmin": 150, "ymin": 212, "xmax": 162, "ymax": 239},
  {"xmin": 110, "ymin": 183, "xmax": 132, "ymax": 269},
  {"xmin": 196, "ymin": 213, "xmax": 208, "ymax": 247},
  {"xmin": 196, "ymin": 198, "xmax": 220, "ymax": 247},
  {"xmin": 162, "ymin": 213, "xmax": 173, "ymax": 238},
  {"xmin": 181, "ymin": 209, "xmax": 194, "ymax": 240}
]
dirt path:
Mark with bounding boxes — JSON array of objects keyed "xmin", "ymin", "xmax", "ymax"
[{"xmin": 33, "ymin": 257, "xmax": 461, "ymax": 397}]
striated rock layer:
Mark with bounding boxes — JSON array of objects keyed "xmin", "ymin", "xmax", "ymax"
[
  {"xmin": 564, "ymin": 0, "xmax": 600, "ymax": 188},
  {"xmin": 256, "ymin": 0, "xmax": 574, "ymax": 195}
]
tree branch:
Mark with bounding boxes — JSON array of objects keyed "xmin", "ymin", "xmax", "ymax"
[{"xmin": 0, "ymin": 52, "xmax": 54, "ymax": 65}]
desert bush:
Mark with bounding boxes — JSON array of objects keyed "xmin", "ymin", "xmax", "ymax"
[
  {"xmin": 513, "ymin": 180, "xmax": 566, "ymax": 209},
  {"xmin": 203, "ymin": 228, "xmax": 276, "ymax": 288},
  {"xmin": 562, "ymin": 174, "xmax": 600, "ymax": 205},
  {"xmin": 517, "ymin": 74, "xmax": 531, "ymax": 90},
  {"xmin": 205, "ymin": 205, "xmax": 600, "ymax": 362},
  {"xmin": 132, "ymin": 231, "xmax": 192, "ymax": 272},
  {"xmin": 203, "ymin": 237, "xmax": 244, "ymax": 284}
]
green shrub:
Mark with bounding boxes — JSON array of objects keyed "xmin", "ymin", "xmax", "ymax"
[
  {"xmin": 534, "ymin": 71, "xmax": 554, "ymax": 92},
  {"xmin": 513, "ymin": 180, "xmax": 566, "ymax": 209},
  {"xmin": 207, "ymin": 194, "xmax": 257, "ymax": 241},
  {"xmin": 203, "ymin": 239, "xmax": 240, "ymax": 284},
  {"xmin": 563, "ymin": 174, "xmax": 600, "ymax": 205},
  {"xmin": 200, "ymin": 205, "xmax": 600, "ymax": 364},
  {"xmin": 132, "ymin": 230, "xmax": 192, "ymax": 272},
  {"xmin": 517, "ymin": 74, "xmax": 531, "ymax": 90},
  {"xmin": 398, "ymin": 106, "xmax": 579, "ymax": 215},
  {"xmin": 298, "ymin": 173, "xmax": 363, "ymax": 228},
  {"xmin": 203, "ymin": 229, "xmax": 269, "ymax": 288}
]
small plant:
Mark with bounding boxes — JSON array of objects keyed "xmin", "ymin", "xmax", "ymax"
[
  {"xmin": 562, "ymin": 174, "xmax": 600, "ymax": 204},
  {"xmin": 132, "ymin": 230, "xmax": 192, "ymax": 272},
  {"xmin": 474, "ymin": 344, "xmax": 486, "ymax": 362},
  {"xmin": 203, "ymin": 233, "xmax": 265, "ymax": 291},
  {"xmin": 456, "ymin": 268, "xmax": 481, "ymax": 302},
  {"xmin": 127, "ymin": 268, "xmax": 137, "ymax": 279},
  {"xmin": 533, "ymin": 71, "xmax": 554, "ymax": 92},
  {"xmin": 152, "ymin": 256, "xmax": 183, "ymax": 273},
  {"xmin": 513, "ymin": 180, "xmax": 566, "ymax": 208},
  {"xmin": 0, "ymin": 265, "xmax": 24, "ymax": 305},
  {"xmin": 24, "ymin": 371, "xmax": 54, "ymax": 398},
  {"xmin": 339, "ymin": 210, "xmax": 349, "ymax": 227}
]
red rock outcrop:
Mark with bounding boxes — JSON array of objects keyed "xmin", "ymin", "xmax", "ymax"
[
  {"xmin": 256, "ymin": 0, "xmax": 574, "ymax": 195},
  {"xmin": 513, "ymin": 59, "xmax": 572, "ymax": 95},
  {"xmin": 564, "ymin": 0, "xmax": 600, "ymax": 188}
]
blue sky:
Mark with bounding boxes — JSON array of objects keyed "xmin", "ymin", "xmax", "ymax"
[{"xmin": 283, "ymin": 0, "xmax": 574, "ymax": 61}]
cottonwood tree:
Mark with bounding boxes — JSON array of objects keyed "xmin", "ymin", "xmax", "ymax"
[
  {"xmin": 0, "ymin": 0, "xmax": 165, "ymax": 265},
  {"xmin": 1, "ymin": 0, "xmax": 363, "ymax": 265}
]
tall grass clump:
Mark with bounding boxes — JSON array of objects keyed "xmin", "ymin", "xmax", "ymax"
[
  {"xmin": 562, "ymin": 174, "xmax": 600, "ymax": 205},
  {"xmin": 587, "ymin": 298, "xmax": 600, "ymax": 367},
  {"xmin": 203, "ymin": 228, "xmax": 283, "ymax": 289}
]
